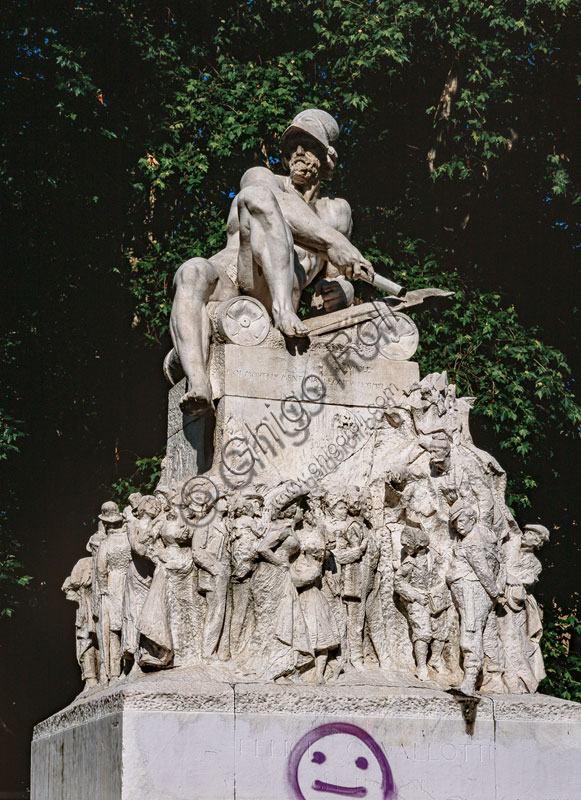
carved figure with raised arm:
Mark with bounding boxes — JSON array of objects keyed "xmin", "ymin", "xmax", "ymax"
[
  {"xmin": 150, "ymin": 498, "xmax": 199, "ymax": 666},
  {"xmin": 239, "ymin": 499, "xmax": 314, "ymax": 681}
]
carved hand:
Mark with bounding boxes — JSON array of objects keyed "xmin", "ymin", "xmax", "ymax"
[{"xmin": 326, "ymin": 237, "xmax": 374, "ymax": 281}]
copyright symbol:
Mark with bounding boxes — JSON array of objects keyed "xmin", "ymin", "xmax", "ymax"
[{"xmin": 181, "ymin": 476, "xmax": 219, "ymax": 514}]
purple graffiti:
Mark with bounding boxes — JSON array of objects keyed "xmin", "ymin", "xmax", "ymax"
[{"xmin": 287, "ymin": 722, "xmax": 395, "ymax": 800}]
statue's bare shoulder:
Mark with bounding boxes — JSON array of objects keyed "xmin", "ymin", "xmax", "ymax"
[{"xmin": 315, "ymin": 194, "xmax": 352, "ymax": 238}]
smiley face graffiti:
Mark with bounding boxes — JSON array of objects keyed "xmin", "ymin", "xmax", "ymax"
[{"xmin": 287, "ymin": 723, "xmax": 395, "ymax": 800}]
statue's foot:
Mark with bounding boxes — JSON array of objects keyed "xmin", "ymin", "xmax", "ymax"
[
  {"xmin": 272, "ymin": 307, "xmax": 309, "ymax": 338},
  {"xmin": 416, "ymin": 665, "xmax": 429, "ymax": 682},
  {"xmin": 179, "ymin": 383, "xmax": 212, "ymax": 417}
]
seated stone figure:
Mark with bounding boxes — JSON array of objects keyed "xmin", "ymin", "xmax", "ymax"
[{"xmin": 169, "ymin": 108, "xmax": 402, "ymax": 417}]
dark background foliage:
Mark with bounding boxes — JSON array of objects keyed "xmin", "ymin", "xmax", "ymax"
[{"xmin": 1, "ymin": 0, "xmax": 579, "ymax": 792}]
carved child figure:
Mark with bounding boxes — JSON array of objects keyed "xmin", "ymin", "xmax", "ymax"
[
  {"xmin": 394, "ymin": 525, "xmax": 450, "ymax": 681},
  {"xmin": 446, "ymin": 500, "xmax": 505, "ymax": 696},
  {"xmin": 62, "ymin": 557, "xmax": 99, "ymax": 691}
]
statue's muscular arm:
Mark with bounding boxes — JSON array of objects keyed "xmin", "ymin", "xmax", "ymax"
[{"xmin": 237, "ymin": 167, "xmax": 373, "ymax": 281}]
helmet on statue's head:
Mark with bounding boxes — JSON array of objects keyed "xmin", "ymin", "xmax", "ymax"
[{"xmin": 281, "ymin": 109, "xmax": 339, "ymax": 179}]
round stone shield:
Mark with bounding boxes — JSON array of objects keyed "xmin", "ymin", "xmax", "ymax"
[
  {"xmin": 217, "ymin": 296, "xmax": 271, "ymax": 346},
  {"xmin": 358, "ymin": 311, "xmax": 419, "ymax": 361}
]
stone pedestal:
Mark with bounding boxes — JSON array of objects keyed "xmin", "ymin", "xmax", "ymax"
[
  {"xmin": 31, "ymin": 669, "xmax": 581, "ymax": 800},
  {"xmin": 163, "ymin": 326, "xmax": 420, "ymax": 489}
]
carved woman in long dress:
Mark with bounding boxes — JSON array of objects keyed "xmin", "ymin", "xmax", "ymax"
[
  {"xmin": 238, "ymin": 502, "xmax": 313, "ymax": 681},
  {"xmin": 139, "ymin": 501, "xmax": 201, "ymax": 667},
  {"xmin": 292, "ymin": 504, "xmax": 341, "ymax": 684}
]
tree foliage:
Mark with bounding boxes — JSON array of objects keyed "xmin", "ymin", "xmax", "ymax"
[
  {"xmin": 540, "ymin": 610, "xmax": 581, "ymax": 702},
  {"xmin": 1, "ymin": 2, "xmax": 579, "ymax": 631}
]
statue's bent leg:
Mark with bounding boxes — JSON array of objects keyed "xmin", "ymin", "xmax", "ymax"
[
  {"xmin": 171, "ymin": 258, "xmax": 218, "ymax": 417},
  {"xmin": 236, "ymin": 186, "xmax": 309, "ymax": 337}
]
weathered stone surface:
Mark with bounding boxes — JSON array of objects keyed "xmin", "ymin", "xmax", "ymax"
[
  {"xmin": 164, "ymin": 379, "xmax": 215, "ymax": 485},
  {"xmin": 223, "ymin": 343, "xmax": 419, "ymax": 406},
  {"xmin": 32, "ymin": 675, "xmax": 581, "ymax": 800},
  {"xmin": 32, "ymin": 711, "xmax": 123, "ymax": 800}
]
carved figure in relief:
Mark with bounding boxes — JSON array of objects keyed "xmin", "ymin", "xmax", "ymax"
[
  {"xmin": 62, "ymin": 557, "xmax": 99, "ymax": 690},
  {"xmin": 500, "ymin": 523, "xmax": 550, "ymax": 693},
  {"xmin": 146, "ymin": 499, "xmax": 199, "ymax": 666},
  {"xmin": 192, "ymin": 494, "xmax": 231, "ymax": 660},
  {"xmin": 153, "ymin": 484, "xmax": 172, "ymax": 513},
  {"xmin": 86, "ymin": 518, "xmax": 106, "ymax": 662},
  {"xmin": 292, "ymin": 502, "xmax": 341, "ymax": 684},
  {"xmin": 446, "ymin": 501, "xmax": 506, "ymax": 696},
  {"xmin": 319, "ymin": 494, "xmax": 349, "ymax": 676},
  {"xmin": 95, "ymin": 501, "xmax": 131, "ymax": 683},
  {"xmin": 240, "ymin": 500, "xmax": 314, "ymax": 681},
  {"xmin": 65, "ymin": 365, "xmax": 552, "ymax": 694},
  {"xmin": 169, "ymin": 108, "xmax": 403, "ymax": 418},
  {"xmin": 121, "ymin": 495, "xmax": 160, "ymax": 675},
  {"xmin": 334, "ymin": 493, "xmax": 384, "ymax": 670},
  {"xmin": 394, "ymin": 526, "xmax": 450, "ymax": 680},
  {"xmin": 229, "ymin": 494, "xmax": 265, "ymax": 654}
]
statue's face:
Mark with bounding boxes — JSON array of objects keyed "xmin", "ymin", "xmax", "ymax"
[
  {"xmin": 286, "ymin": 134, "xmax": 324, "ymax": 186},
  {"xmin": 454, "ymin": 509, "xmax": 476, "ymax": 535},
  {"xmin": 522, "ymin": 526, "xmax": 546, "ymax": 550},
  {"xmin": 215, "ymin": 497, "xmax": 228, "ymax": 514},
  {"xmin": 332, "ymin": 500, "xmax": 348, "ymax": 521},
  {"xmin": 250, "ymin": 498, "xmax": 263, "ymax": 516},
  {"xmin": 429, "ymin": 437, "xmax": 450, "ymax": 462}
]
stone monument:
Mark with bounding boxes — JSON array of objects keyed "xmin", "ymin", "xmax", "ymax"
[{"xmin": 32, "ymin": 110, "xmax": 580, "ymax": 800}]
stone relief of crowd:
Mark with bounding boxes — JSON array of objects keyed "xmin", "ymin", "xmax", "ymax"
[{"xmin": 63, "ymin": 426, "xmax": 549, "ymax": 698}]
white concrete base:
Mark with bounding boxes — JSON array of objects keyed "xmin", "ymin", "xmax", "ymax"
[{"xmin": 31, "ymin": 669, "xmax": 581, "ymax": 800}]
